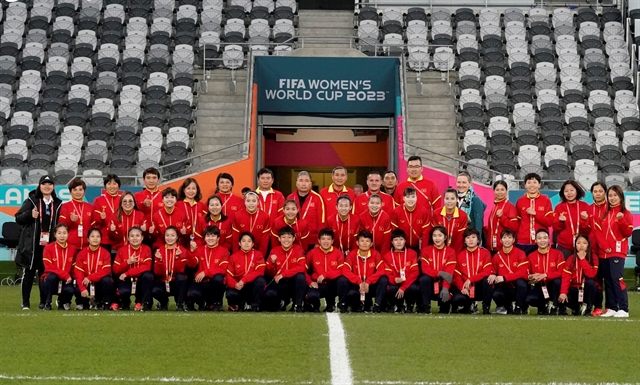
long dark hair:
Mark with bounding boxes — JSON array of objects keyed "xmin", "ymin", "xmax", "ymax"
[
  {"xmin": 116, "ymin": 191, "xmax": 140, "ymax": 222},
  {"xmin": 177, "ymin": 177, "xmax": 202, "ymax": 202},
  {"xmin": 603, "ymin": 185, "xmax": 627, "ymax": 221},
  {"xmin": 573, "ymin": 233, "xmax": 593, "ymax": 266}
]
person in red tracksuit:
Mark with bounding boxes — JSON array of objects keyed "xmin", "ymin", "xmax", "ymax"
[
  {"xmin": 150, "ymin": 188, "xmax": 189, "ymax": 249},
  {"xmin": 41, "ymin": 224, "xmax": 77, "ymax": 310},
  {"xmin": 451, "ymin": 228, "xmax": 494, "ymax": 314},
  {"xmin": 73, "ymin": 228, "xmax": 113, "ymax": 310},
  {"xmin": 256, "ymin": 168, "xmax": 286, "ymax": 225},
  {"xmin": 429, "ymin": 188, "xmax": 468, "ymax": 253},
  {"xmin": 287, "ymin": 171, "xmax": 325, "ymax": 242},
  {"xmin": 594, "ymin": 186, "xmax": 633, "ymax": 318},
  {"xmin": 391, "ymin": 187, "xmax": 432, "ymax": 252},
  {"xmin": 271, "ymin": 200, "xmax": 311, "ymax": 252},
  {"xmin": 195, "ymin": 195, "xmax": 233, "ymax": 251},
  {"xmin": 525, "ymin": 229, "xmax": 565, "ymax": 315},
  {"xmin": 225, "ymin": 232, "xmax": 266, "ymax": 311},
  {"xmin": 559, "ymin": 234, "xmax": 599, "ymax": 316},
  {"xmin": 92, "ymin": 174, "xmax": 122, "ymax": 252},
  {"xmin": 589, "ymin": 181, "xmax": 608, "ymax": 316},
  {"xmin": 419, "ymin": 225, "xmax": 457, "ymax": 314},
  {"xmin": 488, "ymin": 229, "xmax": 529, "ymax": 315},
  {"xmin": 232, "ymin": 192, "xmax": 270, "ymax": 256},
  {"xmin": 359, "ymin": 194, "xmax": 392, "ymax": 253},
  {"xmin": 339, "ymin": 230, "xmax": 388, "ymax": 313},
  {"xmin": 394, "ymin": 155, "xmax": 442, "ymax": 213},
  {"xmin": 383, "ymin": 229, "xmax": 419, "ymax": 313},
  {"xmin": 264, "ymin": 226, "xmax": 307, "ymax": 312},
  {"xmin": 177, "ymin": 177, "xmax": 207, "ymax": 249},
  {"xmin": 306, "ymin": 228, "xmax": 348, "ymax": 312},
  {"xmin": 152, "ymin": 227, "xmax": 196, "ymax": 311},
  {"xmin": 319, "ymin": 166, "xmax": 357, "ymax": 220},
  {"xmin": 515, "ymin": 173, "xmax": 554, "ymax": 254},
  {"xmin": 112, "ymin": 227, "xmax": 153, "ymax": 311},
  {"xmin": 215, "ymin": 172, "xmax": 244, "ymax": 221},
  {"xmin": 134, "ymin": 167, "xmax": 163, "ymax": 243},
  {"xmin": 58, "ymin": 178, "xmax": 95, "ymax": 250},
  {"xmin": 353, "ymin": 171, "xmax": 395, "ymax": 216},
  {"xmin": 552, "ymin": 180, "xmax": 591, "ymax": 258},
  {"xmin": 326, "ymin": 196, "xmax": 360, "ymax": 255},
  {"xmin": 188, "ymin": 225, "xmax": 230, "ymax": 311},
  {"xmin": 109, "ymin": 191, "xmax": 146, "ymax": 253},
  {"xmin": 483, "ymin": 180, "xmax": 519, "ymax": 254}
]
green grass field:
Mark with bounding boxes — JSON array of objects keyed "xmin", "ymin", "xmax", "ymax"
[{"xmin": 0, "ymin": 285, "xmax": 639, "ymax": 385}]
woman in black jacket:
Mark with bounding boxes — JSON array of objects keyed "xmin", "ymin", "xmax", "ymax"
[{"xmin": 15, "ymin": 175, "xmax": 62, "ymax": 310}]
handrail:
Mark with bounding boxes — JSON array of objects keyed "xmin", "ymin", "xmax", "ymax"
[
  {"xmin": 400, "ymin": 55, "xmax": 410, "ymax": 161},
  {"xmin": 159, "ymin": 142, "xmax": 247, "ymax": 180},
  {"xmin": 244, "ymin": 51, "xmax": 254, "ymax": 144}
]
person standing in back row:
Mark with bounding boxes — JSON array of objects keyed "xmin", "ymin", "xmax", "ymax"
[
  {"xmin": 135, "ymin": 168, "xmax": 164, "ymax": 245},
  {"xmin": 288, "ymin": 171, "xmax": 325, "ymax": 243},
  {"xmin": 320, "ymin": 166, "xmax": 356, "ymax": 220},
  {"xmin": 394, "ymin": 156, "xmax": 442, "ymax": 213},
  {"xmin": 515, "ymin": 173, "xmax": 553, "ymax": 255},
  {"xmin": 353, "ymin": 171, "xmax": 395, "ymax": 216},
  {"xmin": 256, "ymin": 168, "xmax": 285, "ymax": 225}
]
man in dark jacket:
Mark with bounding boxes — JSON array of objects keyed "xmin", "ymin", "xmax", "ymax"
[{"xmin": 15, "ymin": 175, "xmax": 62, "ymax": 310}]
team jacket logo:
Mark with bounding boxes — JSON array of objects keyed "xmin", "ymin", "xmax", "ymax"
[
  {"xmin": 309, "ymin": 203, "xmax": 315, "ymax": 207},
  {"xmin": 331, "ymin": 261, "xmax": 337, "ymax": 266},
  {"xmin": 416, "ymin": 220, "xmax": 423, "ymax": 224},
  {"xmin": 315, "ymin": 261, "xmax": 321, "ymax": 265},
  {"xmin": 368, "ymin": 262, "xmax": 375, "ymax": 268},
  {"xmin": 326, "ymin": 197, "xmax": 332, "ymax": 201},
  {"xmin": 236, "ymin": 264, "xmax": 241, "ymax": 268},
  {"xmin": 257, "ymin": 225, "xmax": 264, "ymax": 230},
  {"xmin": 538, "ymin": 206, "xmax": 545, "ymax": 210},
  {"xmin": 231, "ymin": 206, "xmax": 238, "ymax": 210}
]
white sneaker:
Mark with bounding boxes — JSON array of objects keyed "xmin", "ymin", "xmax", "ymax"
[
  {"xmin": 493, "ymin": 306, "xmax": 508, "ymax": 315},
  {"xmin": 601, "ymin": 309, "xmax": 618, "ymax": 318},
  {"xmin": 613, "ymin": 310, "xmax": 629, "ymax": 318}
]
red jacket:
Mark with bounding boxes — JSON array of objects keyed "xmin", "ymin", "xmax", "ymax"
[
  {"xmin": 391, "ymin": 204, "xmax": 432, "ymax": 249},
  {"xmin": 561, "ymin": 255, "xmax": 599, "ymax": 294},
  {"xmin": 527, "ymin": 248, "xmax": 565, "ymax": 282},
  {"xmin": 515, "ymin": 193, "xmax": 554, "ymax": 245},
  {"xmin": 394, "ymin": 175, "xmax": 442, "ymax": 212},
  {"xmin": 326, "ymin": 213, "xmax": 360, "ymax": 254},
  {"xmin": 452, "ymin": 247, "xmax": 494, "ymax": 289},
  {"xmin": 420, "ymin": 245, "xmax": 457, "ymax": 289},
  {"xmin": 153, "ymin": 245, "xmax": 196, "ymax": 281},
  {"xmin": 194, "ymin": 244, "xmax": 230, "ymax": 279},
  {"xmin": 58, "ymin": 200, "xmax": 95, "ymax": 249},
  {"xmin": 358, "ymin": 210, "xmax": 392, "ymax": 253},
  {"xmin": 320, "ymin": 184, "xmax": 356, "ymax": 220},
  {"xmin": 589, "ymin": 201, "xmax": 607, "ymax": 257},
  {"xmin": 256, "ymin": 188, "xmax": 285, "ymax": 224},
  {"xmin": 92, "ymin": 192, "xmax": 122, "ymax": 246},
  {"xmin": 134, "ymin": 188, "xmax": 163, "ymax": 228},
  {"xmin": 429, "ymin": 207, "xmax": 468, "ymax": 253},
  {"xmin": 265, "ymin": 245, "xmax": 306, "ymax": 278},
  {"xmin": 383, "ymin": 249, "xmax": 419, "ymax": 291},
  {"xmin": 73, "ymin": 246, "xmax": 112, "ymax": 291},
  {"xmin": 270, "ymin": 215, "xmax": 311, "ymax": 251},
  {"xmin": 109, "ymin": 209, "xmax": 146, "ymax": 251},
  {"xmin": 195, "ymin": 214, "xmax": 233, "ymax": 250},
  {"xmin": 177, "ymin": 200, "xmax": 207, "ymax": 238},
  {"xmin": 231, "ymin": 209, "xmax": 271, "ymax": 256},
  {"xmin": 217, "ymin": 192, "xmax": 244, "ymax": 221},
  {"xmin": 353, "ymin": 190, "xmax": 395, "ymax": 216},
  {"xmin": 112, "ymin": 244, "xmax": 152, "ymax": 278},
  {"xmin": 342, "ymin": 249, "xmax": 385, "ymax": 285},
  {"xmin": 225, "ymin": 249, "xmax": 266, "ymax": 287},
  {"xmin": 42, "ymin": 242, "xmax": 76, "ymax": 281},
  {"xmin": 492, "ymin": 247, "xmax": 529, "ymax": 282},
  {"xmin": 307, "ymin": 246, "xmax": 345, "ymax": 282},
  {"xmin": 593, "ymin": 205, "xmax": 634, "ymax": 259},
  {"xmin": 151, "ymin": 206, "xmax": 190, "ymax": 249},
  {"xmin": 483, "ymin": 199, "xmax": 519, "ymax": 252},
  {"xmin": 552, "ymin": 200, "xmax": 592, "ymax": 251},
  {"xmin": 287, "ymin": 190, "xmax": 325, "ymax": 241}
]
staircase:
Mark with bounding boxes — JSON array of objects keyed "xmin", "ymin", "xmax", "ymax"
[
  {"xmin": 297, "ymin": 9, "xmax": 355, "ymax": 49},
  {"xmin": 404, "ymin": 72, "xmax": 459, "ymax": 173}
]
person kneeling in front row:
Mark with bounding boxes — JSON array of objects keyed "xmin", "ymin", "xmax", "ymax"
[
  {"xmin": 526, "ymin": 229, "xmax": 565, "ymax": 315},
  {"xmin": 559, "ymin": 234, "xmax": 598, "ymax": 316},
  {"xmin": 225, "ymin": 232, "xmax": 266, "ymax": 312},
  {"xmin": 306, "ymin": 228, "xmax": 348, "ymax": 312},
  {"xmin": 264, "ymin": 226, "xmax": 307, "ymax": 312},
  {"xmin": 489, "ymin": 229, "xmax": 528, "ymax": 315}
]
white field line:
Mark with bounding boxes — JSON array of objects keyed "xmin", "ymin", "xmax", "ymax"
[{"xmin": 326, "ymin": 313, "xmax": 354, "ymax": 385}]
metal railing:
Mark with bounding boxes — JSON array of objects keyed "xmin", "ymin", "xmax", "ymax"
[{"xmin": 159, "ymin": 142, "xmax": 247, "ymax": 181}]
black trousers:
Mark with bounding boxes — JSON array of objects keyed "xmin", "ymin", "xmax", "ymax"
[
  {"xmin": 152, "ymin": 273, "xmax": 188, "ymax": 305},
  {"xmin": 493, "ymin": 278, "xmax": 528, "ymax": 309},
  {"xmin": 306, "ymin": 276, "xmax": 347, "ymax": 308},
  {"xmin": 188, "ymin": 274, "xmax": 225, "ymax": 305},
  {"xmin": 387, "ymin": 281, "xmax": 419, "ymax": 308},
  {"xmin": 74, "ymin": 276, "xmax": 113, "ymax": 306},
  {"xmin": 601, "ymin": 257, "xmax": 629, "ymax": 312},
  {"xmin": 116, "ymin": 271, "xmax": 153, "ymax": 307},
  {"xmin": 42, "ymin": 273, "xmax": 75, "ymax": 305},
  {"xmin": 516, "ymin": 243, "xmax": 537, "ymax": 256},
  {"xmin": 451, "ymin": 277, "xmax": 494, "ymax": 310},
  {"xmin": 565, "ymin": 278, "xmax": 596, "ymax": 311},
  {"xmin": 340, "ymin": 275, "xmax": 389, "ymax": 309},
  {"xmin": 264, "ymin": 272, "xmax": 307, "ymax": 309},
  {"xmin": 21, "ymin": 245, "xmax": 45, "ymax": 306},
  {"xmin": 226, "ymin": 276, "xmax": 266, "ymax": 308},
  {"xmin": 525, "ymin": 278, "xmax": 561, "ymax": 309}
]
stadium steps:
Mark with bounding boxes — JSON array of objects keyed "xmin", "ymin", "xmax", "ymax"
[{"xmin": 297, "ymin": 10, "xmax": 355, "ymax": 48}]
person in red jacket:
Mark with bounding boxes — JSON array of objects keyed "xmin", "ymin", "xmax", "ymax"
[
  {"xmin": 359, "ymin": 194, "xmax": 392, "ymax": 253},
  {"xmin": 488, "ymin": 229, "xmax": 529, "ymax": 315},
  {"xmin": 134, "ymin": 167, "xmax": 163, "ymax": 244},
  {"xmin": 109, "ymin": 191, "xmax": 146, "ymax": 254},
  {"xmin": 195, "ymin": 195, "xmax": 233, "ymax": 251},
  {"xmin": 392, "ymin": 187, "xmax": 432, "ymax": 253},
  {"xmin": 595, "ymin": 186, "xmax": 633, "ymax": 318},
  {"xmin": 515, "ymin": 173, "xmax": 554, "ymax": 254},
  {"xmin": 256, "ymin": 168, "xmax": 285, "ymax": 225},
  {"xmin": 306, "ymin": 228, "xmax": 348, "ymax": 312},
  {"xmin": 559, "ymin": 234, "xmax": 599, "ymax": 316},
  {"xmin": 151, "ymin": 227, "xmax": 196, "ymax": 311},
  {"xmin": 92, "ymin": 174, "xmax": 122, "ymax": 252},
  {"xmin": 112, "ymin": 227, "xmax": 153, "ymax": 311},
  {"xmin": 41, "ymin": 224, "xmax": 77, "ymax": 310},
  {"xmin": 231, "ymin": 192, "xmax": 271, "ymax": 256},
  {"xmin": 429, "ymin": 188, "xmax": 468, "ymax": 253},
  {"xmin": 451, "ymin": 228, "xmax": 494, "ymax": 314},
  {"xmin": 58, "ymin": 178, "xmax": 95, "ymax": 250},
  {"xmin": 353, "ymin": 171, "xmax": 395, "ymax": 216},
  {"xmin": 339, "ymin": 230, "xmax": 388, "ymax": 313},
  {"xmin": 525, "ymin": 229, "xmax": 565, "ymax": 315},
  {"xmin": 270, "ymin": 200, "xmax": 311, "ymax": 252},
  {"xmin": 419, "ymin": 226, "xmax": 457, "ymax": 314},
  {"xmin": 552, "ymin": 180, "xmax": 591, "ymax": 258},
  {"xmin": 73, "ymin": 228, "xmax": 113, "ymax": 310},
  {"xmin": 225, "ymin": 232, "xmax": 266, "ymax": 311},
  {"xmin": 188, "ymin": 225, "xmax": 230, "ymax": 311},
  {"xmin": 150, "ymin": 188, "xmax": 189, "ymax": 249},
  {"xmin": 264, "ymin": 226, "xmax": 307, "ymax": 312},
  {"xmin": 215, "ymin": 172, "xmax": 244, "ymax": 220},
  {"xmin": 177, "ymin": 177, "xmax": 207, "ymax": 248},
  {"xmin": 483, "ymin": 180, "xmax": 519, "ymax": 254},
  {"xmin": 320, "ymin": 166, "xmax": 356, "ymax": 220},
  {"xmin": 383, "ymin": 229, "xmax": 419, "ymax": 313},
  {"xmin": 288, "ymin": 171, "xmax": 325, "ymax": 242},
  {"xmin": 326, "ymin": 196, "xmax": 360, "ymax": 255},
  {"xmin": 589, "ymin": 181, "xmax": 608, "ymax": 317},
  {"xmin": 394, "ymin": 156, "xmax": 442, "ymax": 213}
]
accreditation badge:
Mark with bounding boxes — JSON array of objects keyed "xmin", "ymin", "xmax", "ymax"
[
  {"xmin": 541, "ymin": 285, "xmax": 549, "ymax": 299},
  {"xmin": 39, "ymin": 232, "xmax": 50, "ymax": 246}
]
